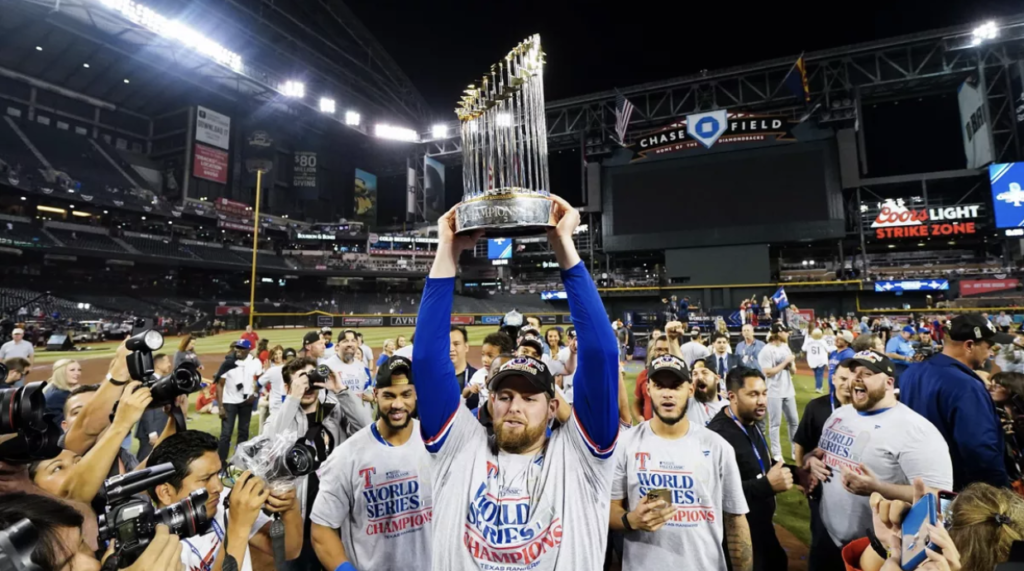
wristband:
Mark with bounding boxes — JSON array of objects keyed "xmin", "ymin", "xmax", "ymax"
[
  {"xmin": 865, "ymin": 527, "xmax": 889, "ymax": 560},
  {"xmin": 335, "ymin": 563, "xmax": 357, "ymax": 571},
  {"xmin": 105, "ymin": 373, "xmax": 129, "ymax": 386},
  {"xmin": 621, "ymin": 512, "xmax": 635, "ymax": 532}
]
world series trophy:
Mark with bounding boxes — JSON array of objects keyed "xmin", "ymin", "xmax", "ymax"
[{"xmin": 455, "ymin": 34, "xmax": 555, "ymax": 236}]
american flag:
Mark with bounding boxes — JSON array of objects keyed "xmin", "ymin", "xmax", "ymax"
[{"xmin": 614, "ymin": 93, "xmax": 635, "ymax": 145}]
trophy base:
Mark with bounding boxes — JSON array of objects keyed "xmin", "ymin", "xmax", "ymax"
[{"xmin": 455, "ymin": 194, "xmax": 556, "ymax": 237}]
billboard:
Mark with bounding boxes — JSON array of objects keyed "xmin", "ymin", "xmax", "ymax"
[
  {"xmin": 989, "ymin": 162, "xmax": 1024, "ymax": 228},
  {"xmin": 873, "ymin": 280, "xmax": 949, "ymax": 292},
  {"xmin": 867, "ymin": 198, "xmax": 981, "ymax": 239},
  {"xmin": 487, "ymin": 238, "xmax": 512, "ymax": 260},
  {"xmin": 958, "ymin": 78, "xmax": 993, "ymax": 169},
  {"xmin": 293, "ymin": 152, "xmax": 317, "ymax": 191},
  {"xmin": 961, "ymin": 278, "xmax": 1020, "ymax": 296},
  {"xmin": 193, "ymin": 144, "xmax": 229, "ymax": 184},
  {"xmin": 196, "ymin": 106, "xmax": 230, "ymax": 150},
  {"xmin": 354, "ymin": 168, "xmax": 377, "ymax": 226},
  {"xmin": 540, "ymin": 291, "xmax": 567, "ymax": 300}
]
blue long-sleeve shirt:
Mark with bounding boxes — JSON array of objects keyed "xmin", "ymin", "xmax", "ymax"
[
  {"xmin": 898, "ymin": 354, "xmax": 1009, "ymax": 490},
  {"xmin": 414, "ymin": 261, "xmax": 619, "ymax": 455}
]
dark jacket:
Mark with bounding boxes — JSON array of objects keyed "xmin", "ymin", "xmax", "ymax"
[
  {"xmin": 213, "ymin": 352, "xmax": 238, "ymax": 384},
  {"xmin": 703, "ymin": 352, "xmax": 743, "ymax": 378}
]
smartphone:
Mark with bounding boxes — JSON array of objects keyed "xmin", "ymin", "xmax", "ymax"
[
  {"xmin": 901, "ymin": 494, "xmax": 939, "ymax": 570},
  {"xmin": 938, "ymin": 490, "xmax": 957, "ymax": 526},
  {"xmin": 646, "ymin": 488, "xmax": 672, "ymax": 504}
]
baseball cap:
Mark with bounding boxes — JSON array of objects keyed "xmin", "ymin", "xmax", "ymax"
[
  {"xmin": 376, "ymin": 356, "xmax": 413, "ymax": 388},
  {"xmin": 283, "ymin": 348, "xmax": 297, "ymax": 359},
  {"xmin": 233, "ymin": 339, "xmax": 252, "ymax": 350},
  {"xmin": 518, "ymin": 336, "xmax": 545, "ymax": 356},
  {"xmin": 947, "ymin": 314, "xmax": 1016, "ymax": 344},
  {"xmin": 689, "ymin": 328, "xmax": 701, "ymax": 337},
  {"xmin": 770, "ymin": 323, "xmax": 790, "ymax": 334},
  {"xmin": 902, "ymin": 325, "xmax": 916, "ymax": 335},
  {"xmin": 302, "ymin": 331, "xmax": 321, "ymax": 347},
  {"xmin": 520, "ymin": 326, "xmax": 541, "ymax": 339},
  {"xmin": 851, "ymin": 350, "xmax": 895, "ymax": 376},
  {"xmin": 646, "ymin": 355, "xmax": 691, "ymax": 387},
  {"xmin": 838, "ymin": 330, "xmax": 854, "ymax": 344},
  {"xmin": 320, "ymin": 326, "xmax": 332, "ymax": 334},
  {"xmin": 488, "ymin": 355, "xmax": 555, "ymax": 397},
  {"xmin": 11, "ymin": 328, "xmax": 23, "ymax": 335}
]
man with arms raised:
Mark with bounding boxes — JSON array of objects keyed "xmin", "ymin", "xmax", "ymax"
[
  {"xmin": 686, "ymin": 363, "xmax": 728, "ymax": 427},
  {"xmin": 413, "ymin": 197, "xmax": 620, "ymax": 570},
  {"xmin": 805, "ymin": 351, "xmax": 952, "ymax": 569},
  {"xmin": 311, "ymin": 355, "xmax": 432, "ymax": 571},
  {"xmin": 610, "ymin": 355, "xmax": 751, "ymax": 571}
]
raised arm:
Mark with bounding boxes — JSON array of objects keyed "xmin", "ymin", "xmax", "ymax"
[
  {"xmin": 414, "ymin": 206, "xmax": 483, "ymax": 450},
  {"xmin": 549, "ymin": 195, "xmax": 619, "ymax": 456},
  {"xmin": 64, "ymin": 342, "xmax": 131, "ymax": 454}
]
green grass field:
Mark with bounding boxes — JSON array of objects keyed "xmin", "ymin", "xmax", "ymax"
[{"xmin": 51, "ymin": 326, "xmax": 815, "ymax": 545}]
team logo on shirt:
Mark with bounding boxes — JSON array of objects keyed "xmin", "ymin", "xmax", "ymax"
[
  {"xmin": 464, "ymin": 480, "xmax": 562, "ymax": 567},
  {"xmin": 359, "ymin": 466, "xmax": 431, "ymax": 537},
  {"xmin": 633, "ymin": 455, "xmax": 717, "ymax": 525},
  {"xmin": 818, "ymin": 417, "xmax": 869, "ymax": 474}
]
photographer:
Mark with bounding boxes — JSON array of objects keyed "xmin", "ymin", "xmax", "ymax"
[
  {"xmin": 216, "ymin": 339, "xmax": 262, "ymax": 464},
  {"xmin": 4, "ymin": 356, "xmax": 30, "ymax": 388},
  {"xmin": 0, "ymin": 492, "xmax": 185, "ymax": 571},
  {"xmin": 148, "ymin": 431, "xmax": 303, "ymax": 571},
  {"xmin": 29, "ymin": 381, "xmax": 152, "ymax": 505},
  {"xmin": 136, "ymin": 354, "xmax": 173, "ymax": 459}
]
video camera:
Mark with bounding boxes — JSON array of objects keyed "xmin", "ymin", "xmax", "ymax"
[
  {"xmin": 97, "ymin": 463, "xmax": 210, "ymax": 569},
  {"xmin": 0, "ymin": 363, "xmax": 61, "ymax": 464},
  {"xmin": 305, "ymin": 364, "xmax": 332, "ymax": 396},
  {"xmin": 0, "ymin": 519, "xmax": 40, "ymax": 571},
  {"xmin": 229, "ymin": 431, "xmax": 317, "ymax": 495},
  {"xmin": 126, "ymin": 330, "xmax": 202, "ymax": 408}
]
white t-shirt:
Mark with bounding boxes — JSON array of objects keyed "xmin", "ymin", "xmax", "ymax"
[
  {"xmin": 221, "ymin": 355, "xmax": 261, "ymax": 405},
  {"xmin": 360, "ymin": 344, "xmax": 374, "ymax": 365},
  {"xmin": 322, "ymin": 355, "xmax": 373, "ymax": 412},
  {"xmin": 311, "ymin": 421, "xmax": 433, "ymax": 571},
  {"xmin": 823, "ymin": 335, "xmax": 837, "ymax": 354},
  {"xmin": 680, "ymin": 341, "xmax": 711, "ymax": 367},
  {"xmin": 686, "ymin": 398, "xmax": 729, "ymax": 427},
  {"xmin": 818, "ymin": 403, "xmax": 953, "ymax": 546},
  {"xmin": 395, "ymin": 345, "xmax": 414, "ymax": 359},
  {"xmin": 0, "ymin": 339, "xmax": 33, "ymax": 361},
  {"xmin": 802, "ymin": 338, "xmax": 830, "ymax": 369},
  {"xmin": 467, "ymin": 368, "xmax": 489, "ymax": 404},
  {"xmin": 180, "ymin": 490, "xmax": 271, "ymax": 571},
  {"xmin": 261, "ymin": 365, "xmax": 286, "ymax": 415},
  {"xmin": 428, "ymin": 404, "xmax": 614, "ymax": 571},
  {"xmin": 558, "ymin": 347, "xmax": 574, "ymax": 403},
  {"xmin": 757, "ymin": 343, "xmax": 795, "ymax": 398},
  {"xmin": 612, "ymin": 422, "xmax": 748, "ymax": 570}
]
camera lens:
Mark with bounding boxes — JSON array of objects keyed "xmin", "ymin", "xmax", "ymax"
[
  {"xmin": 0, "ymin": 383, "xmax": 47, "ymax": 435},
  {"xmin": 154, "ymin": 488, "xmax": 209, "ymax": 538},
  {"xmin": 284, "ymin": 443, "xmax": 316, "ymax": 477}
]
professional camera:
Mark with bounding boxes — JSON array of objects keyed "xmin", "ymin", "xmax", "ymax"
[
  {"xmin": 230, "ymin": 431, "xmax": 317, "ymax": 495},
  {"xmin": 126, "ymin": 330, "xmax": 202, "ymax": 408},
  {"xmin": 0, "ymin": 518, "xmax": 40, "ymax": 571},
  {"xmin": 97, "ymin": 463, "xmax": 210, "ymax": 569},
  {"xmin": 0, "ymin": 365, "xmax": 61, "ymax": 464},
  {"xmin": 304, "ymin": 364, "xmax": 332, "ymax": 395}
]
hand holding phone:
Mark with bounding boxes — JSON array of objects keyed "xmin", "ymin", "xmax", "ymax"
[{"xmin": 901, "ymin": 494, "xmax": 939, "ymax": 570}]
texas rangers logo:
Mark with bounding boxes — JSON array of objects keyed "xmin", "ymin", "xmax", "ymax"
[{"xmin": 635, "ymin": 452, "xmax": 651, "ymax": 471}]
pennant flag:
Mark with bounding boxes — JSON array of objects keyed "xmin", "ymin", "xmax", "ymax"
[
  {"xmin": 772, "ymin": 287, "xmax": 790, "ymax": 310},
  {"xmin": 783, "ymin": 55, "xmax": 810, "ymax": 103},
  {"xmin": 614, "ymin": 93, "xmax": 635, "ymax": 145}
]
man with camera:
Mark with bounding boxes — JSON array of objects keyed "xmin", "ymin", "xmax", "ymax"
[
  {"xmin": 311, "ymin": 355, "xmax": 432, "ymax": 571},
  {"xmin": 323, "ymin": 333, "xmax": 374, "ymax": 412},
  {"xmin": 216, "ymin": 339, "xmax": 262, "ymax": 464},
  {"xmin": 265, "ymin": 356, "xmax": 372, "ymax": 569},
  {"xmin": 3, "ymin": 356, "xmax": 30, "ymax": 388},
  {"xmin": 149, "ymin": 430, "xmax": 303, "ymax": 571},
  {"xmin": 413, "ymin": 197, "xmax": 621, "ymax": 570},
  {"xmin": 136, "ymin": 353, "xmax": 173, "ymax": 459}
]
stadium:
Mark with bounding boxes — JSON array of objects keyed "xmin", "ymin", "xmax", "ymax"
[{"xmin": 3, "ymin": 1, "xmax": 1024, "ymax": 570}]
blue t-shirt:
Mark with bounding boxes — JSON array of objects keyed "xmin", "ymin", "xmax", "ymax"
[
  {"xmin": 828, "ymin": 347, "xmax": 855, "ymax": 387},
  {"xmin": 886, "ymin": 336, "xmax": 915, "ymax": 370},
  {"xmin": 735, "ymin": 339, "xmax": 766, "ymax": 372},
  {"xmin": 376, "ymin": 353, "xmax": 389, "ymax": 368}
]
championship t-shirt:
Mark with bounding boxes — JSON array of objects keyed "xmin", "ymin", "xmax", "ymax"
[
  {"xmin": 686, "ymin": 399, "xmax": 729, "ymax": 427},
  {"xmin": 612, "ymin": 422, "xmax": 748, "ymax": 570},
  {"xmin": 427, "ymin": 404, "xmax": 614, "ymax": 571},
  {"xmin": 180, "ymin": 490, "xmax": 271, "ymax": 571},
  {"xmin": 323, "ymin": 355, "xmax": 373, "ymax": 411},
  {"xmin": 818, "ymin": 403, "xmax": 953, "ymax": 546},
  {"xmin": 757, "ymin": 343, "xmax": 795, "ymax": 398},
  {"xmin": 311, "ymin": 420, "xmax": 433, "ymax": 571}
]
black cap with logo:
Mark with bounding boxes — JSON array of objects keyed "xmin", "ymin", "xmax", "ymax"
[
  {"xmin": 851, "ymin": 350, "xmax": 895, "ymax": 376},
  {"xmin": 376, "ymin": 356, "xmax": 413, "ymax": 388},
  {"xmin": 303, "ymin": 331, "xmax": 321, "ymax": 348},
  {"xmin": 646, "ymin": 355, "xmax": 691, "ymax": 387},
  {"xmin": 488, "ymin": 355, "xmax": 556, "ymax": 397},
  {"xmin": 947, "ymin": 314, "xmax": 1016, "ymax": 344}
]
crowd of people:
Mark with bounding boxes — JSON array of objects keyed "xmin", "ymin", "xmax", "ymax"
[{"xmin": 3, "ymin": 197, "xmax": 1024, "ymax": 571}]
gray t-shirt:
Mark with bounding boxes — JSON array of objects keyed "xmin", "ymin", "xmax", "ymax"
[
  {"xmin": 680, "ymin": 342, "xmax": 711, "ymax": 367},
  {"xmin": 686, "ymin": 399, "xmax": 728, "ymax": 428},
  {"xmin": 818, "ymin": 403, "xmax": 953, "ymax": 546},
  {"xmin": 429, "ymin": 404, "xmax": 614, "ymax": 571},
  {"xmin": 757, "ymin": 343, "xmax": 795, "ymax": 398},
  {"xmin": 612, "ymin": 422, "xmax": 748, "ymax": 570},
  {"xmin": 311, "ymin": 420, "xmax": 433, "ymax": 571},
  {"xmin": 0, "ymin": 340, "xmax": 33, "ymax": 361}
]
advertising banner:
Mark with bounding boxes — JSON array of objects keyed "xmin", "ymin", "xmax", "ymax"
[
  {"xmin": 475, "ymin": 315, "xmax": 503, "ymax": 325},
  {"xmin": 561, "ymin": 315, "xmax": 574, "ymax": 324},
  {"xmin": 631, "ymin": 112, "xmax": 796, "ymax": 161},
  {"xmin": 354, "ymin": 168, "xmax": 377, "ymax": 227},
  {"xmin": 451, "ymin": 316, "xmax": 474, "ymax": 325},
  {"xmin": 343, "ymin": 316, "xmax": 384, "ymax": 327},
  {"xmin": 874, "ymin": 280, "xmax": 949, "ymax": 292},
  {"xmin": 196, "ymin": 106, "xmax": 231, "ymax": 150},
  {"xmin": 214, "ymin": 305, "xmax": 250, "ymax": 316},
  {"xmin": 293, "ymin": 152, "xmax": 318, "ymax": 191},
  {"xmin": 193, "ymin": 144, "xmax": 229, "ymax": 184},
  {"xmin": 989, "ymin": 162, "xmax": 1024, "ymax": 228},
  {"xmin": 958, "ymin": 78, "xmax": 994, "ymax": 169},
  {"xmin": 539, "ymin": 315, "xmax": 558, "ymax": 324},
  {"xmin": 961, "ymin": 278, "xmax": 1020, "ymax": 296},
  {"xmin": 389, "ymin": 316, "xmax": 417, "ymax": 326},
  {"xmin": 317, "ymin": 316, "xmax": 334, "ymax": 327},
  {"xmin": 217, "ymin": 220, "xmax": 253, "ymax": 233},
  {"xmin": 866, "ymin": 198, "xmax": 981, "ymax": 239}
]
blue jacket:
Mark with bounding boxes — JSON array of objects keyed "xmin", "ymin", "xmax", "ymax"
[{"xmin": 899, "ymin": 354, "xmax": 1009, "ymax": 490}]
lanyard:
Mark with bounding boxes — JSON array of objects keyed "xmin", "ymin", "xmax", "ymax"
[
  {"xmin": 183, "ymin": 519, "xmax": 223, "ymax": 571},
  {"xmin": 728, "ymin": 406, "xmax": 767, "ymax": 475}
]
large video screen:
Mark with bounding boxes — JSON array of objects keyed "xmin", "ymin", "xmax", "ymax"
[
  {"xmin": 487, "ymin": 238, "xmax": 512, "ymax": 260},
  {"xmin": 603, "ymin": 140, "xmax": 843, "ymax": 251},
  {"xmin": 989, "ymin": 162, "xmax": 1024, "ymax": 228}
]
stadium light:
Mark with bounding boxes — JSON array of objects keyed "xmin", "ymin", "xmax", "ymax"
[
  {"xmin": 19, "ymin": 197, "xmax": 25, "ymax": 201},
  {"xmin": 282, "ymin": 81, "xmax": 305, "ymax": 98},
  {"xmin": 432, "ymin": 124, "xmax": 448, "ymax": 139},
  {"xmin": 970, "ymin": 21, "xmax": 999, "ymax": 46},
  {"xmin": 35, "ymin": 46, "xmax": 42, "ymax": 51},
  {"xmin": 319, "ymin": 97, "xmax": 336, "ymax": 114},
  {"xmin": 375, "ymin": 124, "xmax": 419, "ymax": 142},
  {"xmin": 98, "ymin": 0, "xmax": 243, "ymax": 71},
  {"xmin": 37, "ymin": 206, "xmax": 64, "ymax": 214},
  {"xmin": 123, "ymin": 79, "xmax": 130, "ymax": 84},
  {"xmin": 345, "ymin": 111, "xmax": 361, "ymax": 126},
  {"xmin": 83, "ymin": 63, "xmax": 90, "ymax": 68},
  {"xmin": 72, "ymin": 211, "xmax": 90, "ymax": 218}
]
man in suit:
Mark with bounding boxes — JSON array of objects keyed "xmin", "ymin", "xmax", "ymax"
[
  {"xmin": 704, "ymin": 332, "xmax": 742, "ymax": 380},
  {"xmin": 135, "ymin": 353, "xmax": 173, "ymax": 459}
]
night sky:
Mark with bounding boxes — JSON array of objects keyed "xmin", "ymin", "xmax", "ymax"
[{"xmin": 346, "ymin": 0, "xmax": 1021, "ymax": 118}]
